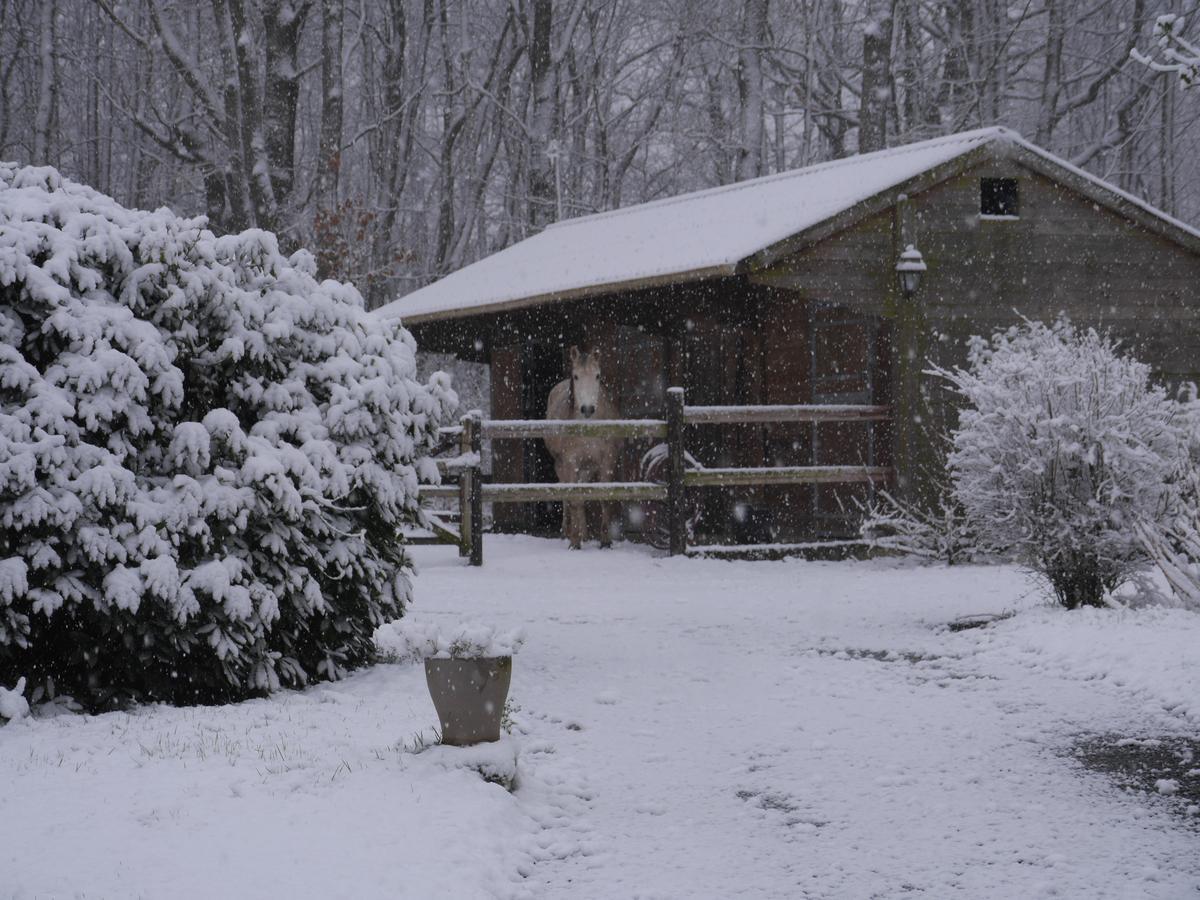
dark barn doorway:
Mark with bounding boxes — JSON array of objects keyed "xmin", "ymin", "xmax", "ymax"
[{"xmin": 520, "ymin": 342, "xmax": 565, "ymax": 535}]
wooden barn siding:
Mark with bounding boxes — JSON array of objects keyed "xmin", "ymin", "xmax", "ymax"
[
  {"xmin": 751, "ymin": 212, "xmax": 893, "ymax": 532},
  {"xmin": 765, "ymin": 294, "xmax": 890, "ymax": 537},
  {"xmin": 915, "ymin": 162, "xmax": 1200, "ymax": 381},
  {"xmin": 750, "ymin": 157, "xmax": 1200, "ymax": 519},
  {"xmin": 754, "ymin": 158, "xmax": 1200, "ymax": 380}
]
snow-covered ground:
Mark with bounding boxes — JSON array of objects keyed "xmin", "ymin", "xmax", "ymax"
[{"xmin": 3, "ymin": 536, "xmax": 1199, "ymax": 899}]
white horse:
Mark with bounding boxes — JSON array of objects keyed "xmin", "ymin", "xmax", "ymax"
[{"xmin": 544, "ymin": 346, "xmax": 620, "ymax": 549}]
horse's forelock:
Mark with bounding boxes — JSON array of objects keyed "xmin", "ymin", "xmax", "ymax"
[{"xmin": 568, "ymin": 347, "xmax": 603, "ymax": 414}]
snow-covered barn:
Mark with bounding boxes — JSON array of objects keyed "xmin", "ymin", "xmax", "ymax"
[{"xmin": 376, "ymin": 127, "xmax": 1200, "ymax": 542}]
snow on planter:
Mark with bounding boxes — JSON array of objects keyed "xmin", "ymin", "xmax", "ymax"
[
  {"xmin": 0, "ymin": 163, "xmax": 457, "ymax": 708},
  {"xmin": 375, "ymin": 620, "xmax": 525, "ymax": 662}
]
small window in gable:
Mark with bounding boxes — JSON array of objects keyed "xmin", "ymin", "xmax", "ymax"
[{"xmin": 980, "ymin": 177, "xmax": 1019, "ymax": 217}]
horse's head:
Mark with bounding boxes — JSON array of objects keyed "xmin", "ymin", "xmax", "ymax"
[{"xmin": 568, "ymin": 346, "xmax": 603, "ymax": 418}]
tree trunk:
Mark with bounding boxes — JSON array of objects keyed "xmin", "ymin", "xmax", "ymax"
[
  {"xmin": 859, "ymin": 12, "xmax": 893, "ymax": 153},
  {"xmin": 527, "ymin": 0, "xmax": 557, "ymax": 230},
  {"xmin": 262, "ymin": 0, "xmax": 310, "ymax": 230},
  {"xmin": 316, "ymin": 0, "xmax": 344, "ymax": 210},
  {"xmin": 33, "ymin": 0, "xmax": 59, "ymax": 163},
  {"xmin": 734, "ymin": 0, "xmax": 769, "ymax": 180},
  {"xmin": 1035, "ymin": 0, "xmax": 1065, "ymax": 145}
]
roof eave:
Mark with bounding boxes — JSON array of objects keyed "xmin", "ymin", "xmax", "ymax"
[{"xmin": 391, "ymin": 262, "xmax": 741, "ymax": 325}]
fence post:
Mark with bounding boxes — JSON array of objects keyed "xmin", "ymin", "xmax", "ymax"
[
  {"xmin": 666, "ymin": 387, "xmax": 687, "ymax": 556},
  {"xmin": 469, "ymin": 412, "xmax": 484, "ymax": 567},
  {"xmin": 458, "ymin": 416, "xmax": 472, "ymax": 558}
]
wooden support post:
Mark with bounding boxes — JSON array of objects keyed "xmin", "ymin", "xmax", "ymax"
[
  {"xmin": 469, "ymin": 413, "xmax": 483, "ymax": 567},
  {"xmin": 666, "ymin": 387, "xmax": 687, "ymax": 556},
  {"xmin": 894, "ymin": 298, "xmax": 922, "ymax": 505},
  {"xmin": 890, "ymin": 193, "xmax": 923, "ymax": 506},
  {"xmin": 458, "ymin": 415, "xmax": 472, "ymax": 558}
]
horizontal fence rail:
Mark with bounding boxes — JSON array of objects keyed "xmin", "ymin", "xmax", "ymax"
[
  {"xmin": 482, "ymin": 418, "xmax": 667, "ymax": 440},
  {"xmin": 684, "ymin": 465, "xmax": 892, "ymax": 487},
  {"xmin": 415, "ymin": 388, "xmax": 892, "ymax": 565},
  {"xmin": 417, "ymin": 484, "xmax": 460, "ymax": 499},
  {"xmin": 683, "ymin": 403, "xmax": 890, "ymax": 425},
  {"xmin": 484, "ymin": 482, "xmax": 668, "ymax": 503}
]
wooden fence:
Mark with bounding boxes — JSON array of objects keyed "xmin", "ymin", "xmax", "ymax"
[{"xmin": 415, "ymin": 386, "xmax": 891, "ymax": 565}]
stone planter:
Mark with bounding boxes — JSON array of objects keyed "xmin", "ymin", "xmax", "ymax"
[{"xmin": 424, "ymin": 656, "xmax": 512, "ymax": 746}]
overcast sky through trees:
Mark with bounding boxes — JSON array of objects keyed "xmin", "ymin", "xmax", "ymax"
[{"xmin": 2, "ymin": 0, "xmax": 1197, "ymax": 307}]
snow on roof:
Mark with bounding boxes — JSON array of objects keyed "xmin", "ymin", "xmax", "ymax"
[{"xmin": 373, "ymin": 127, "xmax": 1196, "ymax": 324}]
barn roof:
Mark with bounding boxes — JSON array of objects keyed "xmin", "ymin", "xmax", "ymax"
[{"xmin": 375, "ymin": 127, "xmax": 1200, "ymax": 325}]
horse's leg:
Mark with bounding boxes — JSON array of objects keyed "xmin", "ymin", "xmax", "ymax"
[
  {"xmin": 554, "ymin": 458, "xmax": 583, "ymax": 550},
  {"xmin": 565, "ymin": 500, "xmax": 584, "ymax": 550},
  {"xmin": 598, "ymin": 456, "xmax": 617, "ymax": 548},
  {"xmin": 598, "ymin": 499, "xmax": 614, "ymax": 548},
  {"xmin": 588, "ymin": 467, "xmax": 611, "ymax": 547},
  {"xmin": 592, "ymin": 505, "xmax": 610, "ymax": 546},
  {"xmin": 581, "ymin": 465, "xmax": 600, "ymax": 545}
]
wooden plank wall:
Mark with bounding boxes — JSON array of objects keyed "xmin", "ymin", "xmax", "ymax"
[
  {"xmin": 751, "ymin": 158, "xmax": 1200, "ymax": 525},
  {"xmin": 753, "ymin": 158, "xmax": 1200, "ymax": 382}
]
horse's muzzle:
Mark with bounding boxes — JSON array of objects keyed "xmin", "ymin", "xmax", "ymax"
[{"xmin": 579, "ymin": 404, "xmax": 596, "ymax": 418}]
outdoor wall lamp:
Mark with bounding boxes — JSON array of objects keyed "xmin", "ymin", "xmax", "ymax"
[{"xmin": 896, "ymin": 244, "xmax": 926, "ymax": 298}]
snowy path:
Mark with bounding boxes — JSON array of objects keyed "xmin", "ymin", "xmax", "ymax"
[
  {"xmin": 413, "ymin": 538, "xmax": 1200, "ymax": 899},
  {"xmin": 3, "ymin": 537, "xmax": 1199, "ymax": 898}
]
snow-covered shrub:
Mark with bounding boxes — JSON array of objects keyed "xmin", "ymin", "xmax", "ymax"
[
  {"xmin": 0, "ymin": 163, "xmax": 456, "ymax": 708},
  {"xmin": 375, "ymin": 620, "xmax": 524, "ymax": 662},
  {"xmin": 1134, "ymin": 386, "xmax": 1200, "ymax": 612},
  {"xmin": 859, "ymin": 433, "xmax": 980, "ymax": 564},
  {"xmin": 935, "ymin": 318, "xmax": 1189, "ymax": 609},
  {"xmin": 1135, "ymin": 518, "xmax": 1200, "ymax": 612},
  {"xmin": 0, "ymin": 676, "xmax": 30, "ymax": 722},
  {"xmin": 859, "ymin": 487, "xmax": 977, "ymax": 565}
]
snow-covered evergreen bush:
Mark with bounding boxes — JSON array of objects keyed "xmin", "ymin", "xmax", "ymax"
[
  {"xmin": 0, "ymin": 163, "xmax": 455, "ymax": 708},
  {"xmin": 936, "ymin": 318, "xmax": 1189, "ymax": 609}
]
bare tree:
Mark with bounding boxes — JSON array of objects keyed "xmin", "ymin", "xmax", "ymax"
[
  {"xmin": 32, "ymin": 0, "xmax": 59, "ymax": 164},
  {"xmin": 4, "ymin": 0, "xmax": 1198, "ymax": 310},
  {"xmin": 734, "ymin": 0, "xmax": 770, "ymax": 178},
  {"xmin": 316, "ymin": 0, "xmax": 345, "ymax": 209},
  {"xmin": 859, "ymin": 5, "xmax": 893, "ymax": 153}
]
